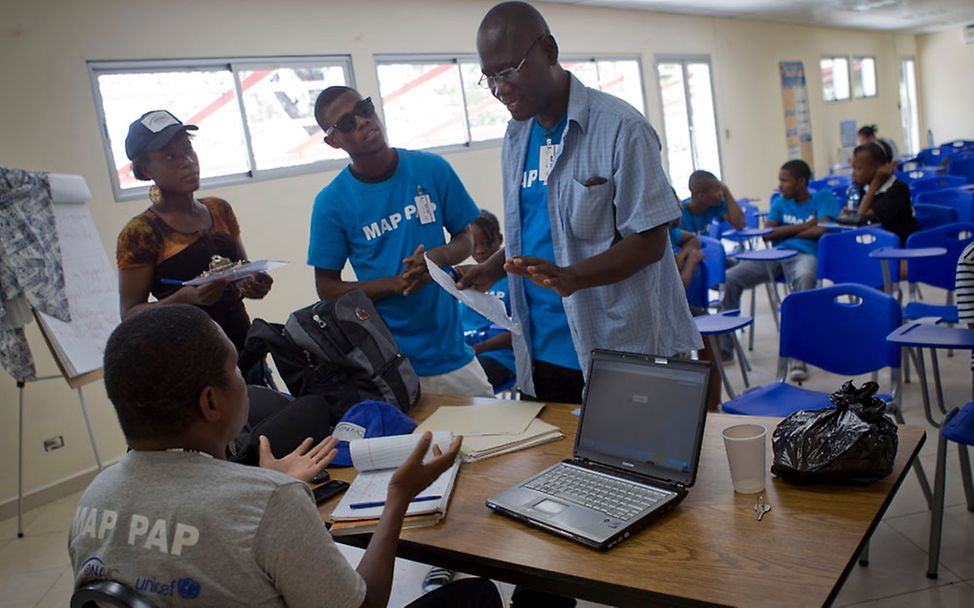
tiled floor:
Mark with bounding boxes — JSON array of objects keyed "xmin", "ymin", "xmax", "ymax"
[{"xmin": 1, "ymin": 285, "xmax": 972, "ymax": 607}]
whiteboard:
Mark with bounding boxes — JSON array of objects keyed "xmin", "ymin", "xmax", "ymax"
[{"xmin": 35, "ymin": 176, "xmax": 119, "ymax": 381}]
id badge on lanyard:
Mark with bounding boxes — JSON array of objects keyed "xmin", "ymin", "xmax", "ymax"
[
  {"xmin": 539, "ymin": 137, "xmax": 560, "ymax": 184},
  {"xmin": 415, "ymin": 185, "xmax": 435, "ymax": 225}
]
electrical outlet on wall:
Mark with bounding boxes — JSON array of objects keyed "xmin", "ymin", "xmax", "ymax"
[{"xmin": 43, "ymin": 436, "xmax": 65, "ymax": 452}]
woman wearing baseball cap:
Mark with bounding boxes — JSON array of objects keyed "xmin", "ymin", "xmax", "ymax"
[{"xmin": 115, "ymin": 110, "xmax": 273, "ymax": 356}]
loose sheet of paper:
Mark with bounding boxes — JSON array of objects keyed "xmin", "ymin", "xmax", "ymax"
[
  {"xmin": 424, "ymin": 254, "xmax": 521, "ymax": 335},
  {"xmin": 415, "ymin": 403, "xmax": 543, "ymax": 436}
]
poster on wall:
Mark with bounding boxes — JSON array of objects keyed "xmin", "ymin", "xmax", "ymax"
[{"xmin": 779, "ymin": 61, "xmax": 814, "ymax": 166}]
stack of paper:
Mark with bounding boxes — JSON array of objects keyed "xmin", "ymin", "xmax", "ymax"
[
  {"xmin": 415, "ymin": 403, "xmax": 564, "ymax": 463},
  {"xmin": 330, "ymin": 432, "xmax": 459, "ymax": 535}
]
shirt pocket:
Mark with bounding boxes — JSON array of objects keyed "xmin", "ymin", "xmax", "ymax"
[{"xmin": 567, "ymin": 178, "xmax": 615, "ymax": 242}]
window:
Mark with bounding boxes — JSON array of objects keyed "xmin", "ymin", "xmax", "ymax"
[
  {"xmin": 374, "ymin": 56, "xmax": 508, "ymax": 151},
  {"xmin": 851, "ymin": 57, "xmax": 877, "ymax": 98},
  {"xmin": 561, "ymin": 58, "xmax": 646, "ymax": 114},
  {"xmin": 89, "ymin": 57, "xmax": 354, "ymax": 201},
  {"xmin": 656, "ymin": 58, "xmax": 721, "ymax": 199},
  {"xmin": 899, "ymin": 58, "xmax": 920, "ymax": 156},
  {"xmin": 821, "ymin": 57, "xmax": 850, "ymax": 101}
]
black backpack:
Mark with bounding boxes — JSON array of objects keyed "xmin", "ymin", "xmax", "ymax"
[{"xmin": 239, "ymin": 289, "xmax": 420, "ymax": 419}]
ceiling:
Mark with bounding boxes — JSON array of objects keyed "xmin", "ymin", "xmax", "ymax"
[{"xmin": 546, "ymin": 0, "xmax": 974, "ymax": 33}]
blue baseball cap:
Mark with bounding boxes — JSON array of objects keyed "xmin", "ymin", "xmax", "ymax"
[{"xmin": 331, "ymin": 401, "xmax": 417, "ymax": 467}]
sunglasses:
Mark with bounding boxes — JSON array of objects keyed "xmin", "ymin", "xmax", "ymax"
[{"xmin": 324, "ymin": 97, "xmax": 375, "ymax": 137}]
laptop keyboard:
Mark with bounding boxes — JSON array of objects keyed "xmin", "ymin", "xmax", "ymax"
[{"xmin": 525, "ymin": 465, "xmax": 669, "ymax": 521}]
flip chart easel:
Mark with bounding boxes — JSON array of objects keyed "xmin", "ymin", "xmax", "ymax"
[{"xmin": 14, "ymin": 174, "xmax": 117, "ymax": 538}]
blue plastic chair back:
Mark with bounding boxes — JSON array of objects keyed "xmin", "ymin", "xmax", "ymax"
[
  {"xmin": 947, "ymin": 157, "xmax": 974, "ymax": 183},
  {"xmin": 914, "ymin": 204, "xmax": 960, "ymax": 231},
  {"xmin": 911, "ymin": 175, "xmax": 968, "ymax": 194},
  {"xmin": 816, "ymin": 228, "xmax": 900, "ymax": 289},
  {"xmin": 896, "ymin": 168, "xmax": 941, "ymax": 183},
  {"xmin": 917, "ymin": 147, "xmax": 947, "ymax": 167},
  {"xmin": 905, "ymin": 222, "xmax": 974, "ymax": 290},
  {"xmin": 697, "ymin": 235, "xmax": 726, "ymax": 287},
  {"xmin": 709, "ymin": 219, "xmax": 733, "ymax": 240},
  {"xmin": 739, "ymin": 202, "xmax": 761, "ymax": 229},
  {"xmin": 779, "ymin": 284, "xmax": 902, "ymax": 374},
  {"xmin": 685, "ymin": 263, "xmax": 709, "ymax": 309},
  {"xmin": 915, "ymin": 189, "xmax": 974, "ymax": 223}
]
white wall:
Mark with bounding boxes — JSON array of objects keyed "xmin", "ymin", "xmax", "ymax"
[
  {"xmin": 0, "ymin": 0, "xmax": 914, "ymax": 506},
  {"xmin": 917, "ymin": 27, "xmax": 974, "ymax": 145}
]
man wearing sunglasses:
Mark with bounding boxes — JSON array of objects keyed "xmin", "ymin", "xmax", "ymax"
[
  {"xmin": 459, "ymin": 1, "xmax": 701, "ymax": 406},
  {"xmin": 308, "ymin": 86, "xmax": 493, "ymax": 399}
]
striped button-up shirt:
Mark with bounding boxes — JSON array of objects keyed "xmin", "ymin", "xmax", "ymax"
[{"xmin": 501, "ymin": 74, "xmax": 702, "ymax": 396}]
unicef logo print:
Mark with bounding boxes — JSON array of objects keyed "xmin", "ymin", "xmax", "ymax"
[{"xmin": 177, "ymin": 577, "xmax": 201, "ymax": 599}]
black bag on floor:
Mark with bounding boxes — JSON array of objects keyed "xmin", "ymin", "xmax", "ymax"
[
  {"xmin": 238, "ymin": 289, "xmax": 420, "ymax": 419},
  {"xmin": 771, "ymin": 380, "xmax": 899, "ymax": 484}
]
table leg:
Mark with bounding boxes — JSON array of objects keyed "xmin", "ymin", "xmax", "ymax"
[
  {"xmin": 731, "ymin": 333, "xmax": 750, "ymax": 388},
  {"xmin": 911, "ymin": 348, "xmax": 940, "ymax": 429},
  {"xmin": 929, "ymin": 350, "xmax": 947, "ymax": 417},
  {"xmin": 880, "ymin": 260, "xmax": 893, "ymax": 295},
  {"xmin": 762, "ymin": 265, "xmax": 782, "ymax": 330},
  {"xmin": 708, "ymin": 335, "xmax": 735, "ymax": 399}
]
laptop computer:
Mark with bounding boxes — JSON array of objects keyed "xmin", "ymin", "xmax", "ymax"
[{"xmin": 486, "ymin": 349, "xmax": 710, "ymax": 550}]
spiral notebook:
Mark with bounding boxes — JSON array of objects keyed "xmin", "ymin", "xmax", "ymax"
[{"xmin": 330, "ymin": 432, "xmax": 459, "ymax": 524}]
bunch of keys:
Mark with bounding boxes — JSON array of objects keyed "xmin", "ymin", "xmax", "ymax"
[{"xmin": 754, "ymin": 495, "xmax": 772, "ymax": 521}]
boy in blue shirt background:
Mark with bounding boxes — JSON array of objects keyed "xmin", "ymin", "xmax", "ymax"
[
  {"xmin": 308, "ymin": 86, "xmax": 493, "ymax": 398},
  {"xmin": 461, "ymin": 211, "xmax": 516, "ymax": 391},
  {"xmin": 680, "ymin": 170, "xmax": 745, "ymax": 235},
  {"xmin": 720, "ymin": 159, "xmax": 839, "ymax": 381}
]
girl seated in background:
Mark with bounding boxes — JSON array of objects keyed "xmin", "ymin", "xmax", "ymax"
[
  {"xmin": 461, "ymin": 210, "xmax": 516, "ymax": 392},
  {"xmin": 847, "ymin": 140, "xmax": 918, "ymax": 245},
  {"xmin": 115, "ymin": 110, "xmax": 273, "ymax": 363}
]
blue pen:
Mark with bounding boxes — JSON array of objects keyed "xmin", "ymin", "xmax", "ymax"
[
  {"xmin": 159, "ymin": 278, "xmax": 185, "ymax": 286},
  {"xmin": 349, "ymin": 495, "xmax": 442, "ymax": 510},
  {"xmin": 442, "ymin": 265, "xmax": 461, "ymax": 282}
]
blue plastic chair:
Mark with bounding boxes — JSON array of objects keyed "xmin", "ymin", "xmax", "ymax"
[
  {"xmin": 911, "ymin": 175, "xmax": 968, "ymax": 194},
  {"xmin": 927, "ymin": 403, "xmax": 974, "ymax": 578},
  {"xmin": 947, "ymin": 157, "xmax": 974, "ymax": 183},
  {"xmin": 915, "ymin": 189, "xmax": 974, "ymax": 223},
  {"xmin": 896, "ymin": 168, "xmax": 941, "ymax": 184},
  {"xmin": 686, "ymin": 261, "xmax": 710, "ymax": 310},
  {"xmin": 914, "ymin": 204, "xmax": 959, "ymax": 231},
  {"xmin": 816, "ymin": 227, "xmax": 900, "ymax": 290},
  {"xmin": 903, "ymin": 223, "xmax": 974, "ymax": 323},
  {"xmin": 722, "ymin": 284, "xmax": 903, "ymax": 417},
  {"xmin": 917, "ymin": 147, "xmax": 952, "ymax": 167},
  {"xmin": 698, "ymin": 235, "xmax": 726, "ymax": 289}
]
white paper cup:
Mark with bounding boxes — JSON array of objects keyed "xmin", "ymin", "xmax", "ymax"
[{"xmin": 722, "ymin": 424, "xmax": 768, "ymax": 494}]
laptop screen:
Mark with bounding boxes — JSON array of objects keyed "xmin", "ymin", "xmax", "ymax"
[{"xmin": 574, "ymin": 350, "xmax": 710, "ymax": 487}]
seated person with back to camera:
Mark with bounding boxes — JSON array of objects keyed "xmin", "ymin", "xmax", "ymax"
[{"xmin": 68, "ymin": 305, "xmax": 501, "ymax": 608}]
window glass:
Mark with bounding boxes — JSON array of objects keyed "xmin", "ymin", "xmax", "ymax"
[
  {"xmin": 377, "ymin": 62, "xmax": 467, "ymax": 150},
  {"xmin": 851, "ymin": 57, "xmax": 877, "ymax": 98},
  {"xmin": 821, "ymin": 57, "xmax": 850, "ymax": 101},
  {"xmin": 239, "ymin": 65, "xmax": 349, "ymax": 170}
]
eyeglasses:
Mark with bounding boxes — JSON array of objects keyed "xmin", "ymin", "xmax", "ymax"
[
  {"xmin": 324, "ymin": 97, "xmax": 375, "ymax": 137},
  {"xmin": 477, "ymin": 35, "xmax": 546, "ymax": 90}
]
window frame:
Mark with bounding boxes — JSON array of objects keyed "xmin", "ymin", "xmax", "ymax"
[
  {"xmin": 372, "ymin": 53, "xmax": 507, "ymax": 157},
  {"xmin": 851, "ymin": 55, "xmax": 878, "ymax": 99},
  {"xmin": 559, "ymin": 54, "xmax": 648, "ymax": 115},
  {"xmin": 88, "ymin": 56, "xmax": 356, "ymax": 202},
  {"xmin": 820, "ymin": 55, "xmax": 852, "ymax": 103},
  {"xmin": 653, "ymin": 54, "xmax": 724, "ymax": 194}
]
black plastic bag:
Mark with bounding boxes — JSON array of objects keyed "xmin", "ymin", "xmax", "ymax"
[{"xmin": 771, "ymin": 380, "xmax": 898, "ymax": 484}]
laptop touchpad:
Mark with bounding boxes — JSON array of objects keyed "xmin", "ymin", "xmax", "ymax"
[{"xmin": 533, "ymin": 499, "xmax": 569, "ymax": 515}]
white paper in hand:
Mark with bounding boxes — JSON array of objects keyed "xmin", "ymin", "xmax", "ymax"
[{"xmin": 424, "ymin": 254, "xmax": 522, "ymax": 335}]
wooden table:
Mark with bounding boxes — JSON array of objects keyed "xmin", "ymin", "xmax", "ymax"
[{"xmin": 317, "ymin": 395, "xmax": 925, "ymax": 608}]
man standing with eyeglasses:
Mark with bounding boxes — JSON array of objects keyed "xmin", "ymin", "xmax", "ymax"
[
  {"xmin": 459, "ymin": 2, "xmax": 701, "ymax": 406},
  {"xmin": 308, "ymin": 86, "xmax": 493, "ymax": 399}
]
